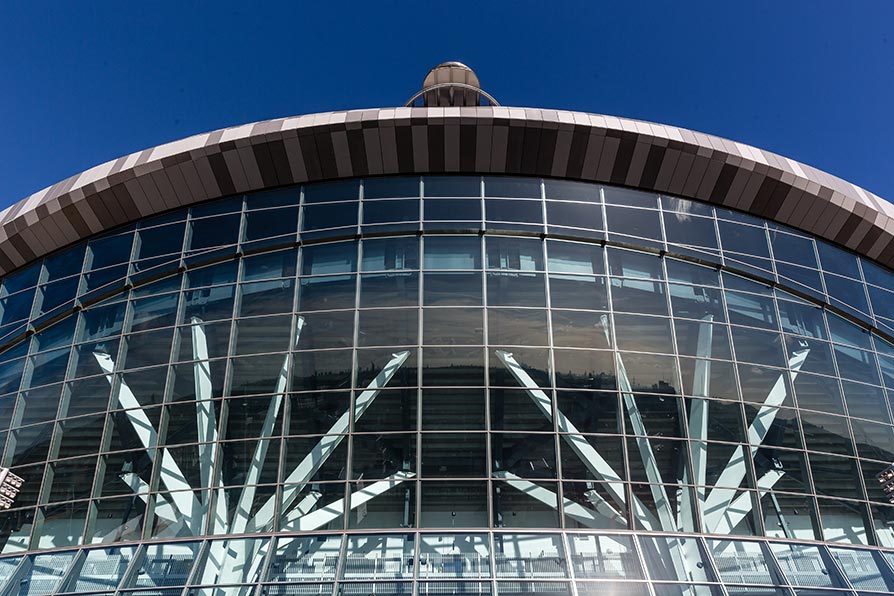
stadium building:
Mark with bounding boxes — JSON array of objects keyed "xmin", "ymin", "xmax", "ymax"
[{"xmin": 2, "ymin": 63, "xmax": 894, "ymax": 595}]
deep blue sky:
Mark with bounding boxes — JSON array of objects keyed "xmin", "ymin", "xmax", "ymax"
[{"xmin": 1, "ymin": 2, "xmax": 892, "ymax": 209}]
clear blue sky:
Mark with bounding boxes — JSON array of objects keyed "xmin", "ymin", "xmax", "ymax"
[{"xmin": 1, "ymin": 2, "xmax": 892, "ymax": 208}]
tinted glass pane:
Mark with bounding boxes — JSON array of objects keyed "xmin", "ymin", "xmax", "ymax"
[
  {"xmin": 424, "ymin": 176, "xmax": 480, "ymax": 197},
  {"xmin": 363, "ymin": 199, "xmax": 420, "ymax": 225},
  {"xmin": 302, "ymin": 202, "xmax": 358, "ymax": 232},
  {"xmin": 363, "ymin": 176, "xmax": 419, "ymax": 199},
  {"xmin": 547, "ymin": 201, "xmax": 603, "ymax": 231},
  {"xmin": 424, "ymin": 197, "xmax": 481, "ymax": 222},
  {"xmin": 424, "ymin": 237, "xmax": 481, "ymax": 269},
  {"xmin": 303, "ymin": 180, "xmax": 360, "ymax": 203}
]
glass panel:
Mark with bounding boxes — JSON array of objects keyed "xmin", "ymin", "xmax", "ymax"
[
  {"xmin": 604, "ymin": 187, "xmax": 656, "ymax": 208},
  {"xmin": 136, "ymin": 222, "xmax": 186, "ymax": 259},
  {"xmin": 544, "ymin": 179, "xmax": 600, "ymax": 201},
  {"xmin": 364, "ymin": 177, "xmax": 419, "ymax": 199},
  {"xmin": 817, "ymin": 497, "xmax": 870, "ymax": 544},
  {"xmin": 304, "ymin": 180, "xmax": 360, "ymax": 203},
  {"xmin": 769, "ymin": 542, "xmax": 846, "ymax": 588},
  {"xmin": 637, "ymin": 536, "xmax": 712, "ymax": 583},
  {"xmin": 341, "ymin": 535, "xmax": 415, "ymax": 579},
  {"xmin": 488, "ymin": 309, "xmax": 548, "ymax": 346},
  {"xmin": 302, "ymin": 242, "xmax": 357, "ymax": 275},
  {"xmin": 424, "ymin": 176, "xmax": 480, "ymax": 198},
  {"xmin": 554, "ymin": 349, "xmax": 615, "ymax": 390},
  {"xmin": 417, "ymin": 533, "xmax": 491, "ymax": 579},
  {"xmin": 551, "ymin": 311, "xmax": 610, "ymax": 349},
  {"xmin": 835, "ymin": 345, "xmax": 880, "ymax": 385},
  {"xmin": 244, "ymin": 207, "xmax": 307, "ymax": 242},
  {"xmin": 358, "ymin": 309, "xmax": 418, "ymax": 347},
  {"xmin": 546, "ymin": 241, "xmax": 603, "ymax": 275},
  {"xmin": 664, "ymin": 213, "xmax": 719, "ymax": 255},
  {"xmin": 421, "ymin": 389, "xmax": 485, "ymax": 430},
  {"xmin": 493, "ymin": 482, "xmax": 560, "ymax": 528},
  {"xmin": 362, "ymin": 237, "xmax": 419, "ymax": 271},
  {"xmin": 567, "ymin": 534, "xmax": 641, "ymax": 578},
  {"xmin": 128, "ymin": 542, "xmax": 201, "ymax": 588},
  {"xmin": 420, "ymin": 482, "xmax": 488, "ymax": 527},
  {"xmin": 614, "ymin": 314, "xmax": 673, "ymax": 354},
  {"xmin": 302, "ymin": 202, "xmax": 358, "ymax": 232},
  {"xmin": 422, "ymin": 347, "xmax": 484, "ymax": 387},
  {"xmin": 424, "ymin": 237, "xmax": 481, "ymax": 270},
  {"xmin": 189, "ymin": 214, "xmax": 241, "ymax": 250},
  {"xmin": 547, "ymin": 201, "xmax": 603, "ymax": 232},
  {"xmin": 493, "ymin": 534, "xmax": 566, "ymax": 578},
  {"xmin": 606, "ymin": 206, "xmax": 661, "ymax": 245},
  {"xmin": 299, "ymin": 276, "xmax": 354, "ymax": 311},
  {"xmin": 830, "ymin": 547, "xmax": 892, "ymax": 592},
  {"xmin": 421, "ymin": 433, "xmax": 486, "ymax": 478},
  {"xmin": 17, "ymin": 552, "xmax": 76, "ymax": 595},
  {"xmin": 610, "ymin": 278, "xmax": 668, "ymax": 316},
  {"xmin": 549, "ymin": 275, "xmax": 607, "ymax": 310},
  {"xmin": 87, "ymin": 233, "xmax": 134, "ymax": 271},
  {"xmin": 809, "ymin": 453, "xmax": 863, "ymax": 499},
  {"xmin": 360, "ymin": 272, "xmax": 418, "ymax": 307},
  {"xmin": 708, "ymin": 539, "xmax": 779, "ymax": 585},
  {"xmin": 485, "ymin": 199, "xmax": 542, "ymax": 224},
  {"xmin": 268, "ymin": 535, "xmax": 342, "ymax": 582},
  {"xmin": 66, "ymin": 545, "xmax": 139, "ymax": 593},
  {"xmin": 485, "ymin": 177, "xmax": 540, "ymax": 198},
  {"xmin": 424, "ymin": 199, "xmax": 482, "ymax": 223}
]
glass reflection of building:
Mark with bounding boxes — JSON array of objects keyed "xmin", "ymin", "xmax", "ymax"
[{"xmin": 1, "ymin": 64, "xmax": 894, "ymax": 596}]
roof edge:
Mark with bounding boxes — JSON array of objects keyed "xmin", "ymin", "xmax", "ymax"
[{"xmin": 1, "ymin": 106, "xmax": 892, "ymax": 274}]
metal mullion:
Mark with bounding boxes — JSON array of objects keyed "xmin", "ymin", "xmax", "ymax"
[
  {"xmin": 762, "ymin": 221, "xmax": 781, "ymax": 289},
  {"xmin": 275, "ymin": 242, "xmax": 304, "ymax": 534},
  {"xmin": 714, "ymin": 262, "xmax": 766, "ymax": 537},
  {"xmin": 661, "ymin": 251, "xmax": 701, "ymax": 534},
  {"xmin": 332, "ymin": 532, "xmax": 350, "ymax": 589},
  {"xmin": 55, "ymin": 548, "xmax": 88, "ymax": 594},
  {"xmin": 415, "ymin": 234, "xmax": 424, "ymax": 533},
  {"xmin": 341, "ymin": 235, "xmax": 363, "ymax": 533},
  {"xmin": 600, "ymin": 212, "xmax": 634, "ymax": 530},
  {"xmin": 855, "ymin": 257, "xmax": 877, "ymax": 323},
  {"xmin": 480, "ymin": 231, "xmax": 494, "ymax": 530},
  {"xmin": 249, "ymin": 534, "xmax": 279, "ymax": 588},
  {"xmin": 180, "ymin": 538, "xmax": 212, "ymax": 595},
  {"xmin": 819, "ymin": 299, "xmax": 876, "ymax": 543},
  {"xmin": 540, "ymin": 179, "xmax": 566, "ymax": 530},
  {"xmin": 357, "ymin": 178, "xmax": 365, "ymax": 238},
  {"xmin": 111, "ymin": 542, "xmax": 147, "ymax": 596},
  {"xmin": 768, "ymin": 256, "xmax": 818, "ymax": 518},
  {"xmin": 628, "ymin": 533, "xmax": 660, "ymax": 596}
]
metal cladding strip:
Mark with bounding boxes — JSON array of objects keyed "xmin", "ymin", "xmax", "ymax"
[{"xmin": 1, "ymin": 107, "xmax": 891, "ymax": 275}]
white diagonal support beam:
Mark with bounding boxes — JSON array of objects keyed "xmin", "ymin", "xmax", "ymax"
[
  {"xmin": 190, "ymin": 318, "xmax": 217, "ymax": 489},
  {"xmin": 95, "ymin": 352, "xmax": 204, "ymax": 534},
  {"xmin": 684, "ymin": 315, "xmax": 713, "ymax": 533},
  {"xmin": 208, "ymin": 319, "xmax": 306, "ymax": 588},
  {"xmin": 494, "ymin": 472, "xmax": 624, "ymax": 529},
  {"xmin": 119, "ymin": 475, "xmax": 185, "ymax": 539},
  {"xmin": 230, "ymin": 317, "xmax": 305, "ymax": 534},
  {"xmin": 245, "ymin": 350, "xmax": 410, "ymax": 533},
  {"xmin": 495, "ymin": 349, "xmax": 655, "ymax": 530},
  {"xmin": 189, "ymin": 317, "xmax": 229, "ymax": 538},
  {"xmin": 702, "ymin": 348, "xmax": 809, "ymax": 530},
  {"xmin": 616, "ymin": 352, "xmax": 678, "ymax": 532},
  {"xmin": 494, "ymin": 351, "xmax": 627, "ymax": 506},
  {"xmin": 689, "ymin": 315, "xmax": 714, "ymax": 491},
  {"xmin": 288, "ymin": 472, "xmax": 416, "ymax": 532},
  {"xmin": 708, "ymin": 468, "xmax": 785, "ymax": 535}
]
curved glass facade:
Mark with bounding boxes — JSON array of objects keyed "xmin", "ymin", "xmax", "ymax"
[{"xmin": 2, "ymin": 176, "xmax": 894, "ymax": 595}]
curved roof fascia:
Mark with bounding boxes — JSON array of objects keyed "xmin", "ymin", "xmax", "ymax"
[{"xmin": 1, "ymin": 106, "xmax": 893, "ymax": 275}]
